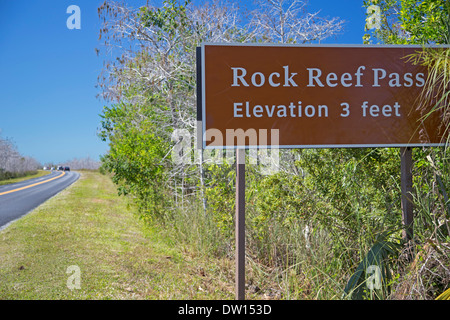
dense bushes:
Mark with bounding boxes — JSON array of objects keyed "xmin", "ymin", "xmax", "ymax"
[
  {"xmin": 0, "ymin": 169, "xmax": 38, "ymax": 182},
  {"xmin": 0, "ymin": 136, "xmax": 39, "ymax": 181}
]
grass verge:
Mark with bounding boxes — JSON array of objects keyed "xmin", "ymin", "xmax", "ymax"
[{"xmin": 0, "ymin": 170, "xmax": 234, "ymax": 299}]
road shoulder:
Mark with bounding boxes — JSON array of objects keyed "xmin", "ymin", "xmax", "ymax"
[{"xmin": 0, "ymin": 170, "xmax": 233, "ymax": 299}]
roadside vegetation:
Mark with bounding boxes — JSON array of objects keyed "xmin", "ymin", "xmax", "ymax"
[
  {"xmin": 0, "ymin": 170, "xmax": 51, "ymax": 186},
  {"xmin": 0, "ymin": 135, "xmax": 40, "ymax": 183},
  {"xmin": 97, "ymin": 0, "xmax": 449, "ymax": 299},
  {"xmin": 43, "ymin": 157, "xmax": 101, "ymax": 172}
]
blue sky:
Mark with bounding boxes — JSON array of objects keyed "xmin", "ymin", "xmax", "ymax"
[{"xmin": 0, "ymin": 0, "xmax": 367, "ymax": 165}]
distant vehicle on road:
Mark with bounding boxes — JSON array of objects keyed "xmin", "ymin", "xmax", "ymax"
[
  {"xmin": 57, "ymin": 166, "xmax": 64, "ymax": 171},
  {"xmin": 43, "ymin": 167, "xmax": 48, "ymax": 170},
  {"xmin": 64, "ymin": 167, "xmax": 70, "ymax": 172}
]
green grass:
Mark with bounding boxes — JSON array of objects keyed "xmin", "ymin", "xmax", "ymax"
[
  {"xmin": 0, "ymin": 170, "xmax": 234, "ymax": 299},
  {"xmin": 0, "ymin": 170, "xmax": 52, "ymax": 186}
]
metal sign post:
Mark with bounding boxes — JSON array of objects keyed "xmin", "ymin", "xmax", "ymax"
[
  {"xmin": 400, "ymin": 147, "xmax": 414, "ymax": 241},
  {"xmin": 235, "ymin": 148, "xmax": 246, "ymax": 300}
]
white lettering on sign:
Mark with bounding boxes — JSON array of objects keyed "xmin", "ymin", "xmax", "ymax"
[
  {"xmin": 361, "ymin": 101, "xmax": 401, "ymax": 117},
  {"xmin": 306, "ymin": 67, "xmax": 365, "ymax": 88},
  {"xmin": 231, "ymin": 66, "xmax": 298, "ymax": 87},
  {"xmin": 233, "ymin": 101, "xmax": 328, "ymax": 118},
  {"xmin": 232, "ymin": 65, "xmax": 424, "ymax": 89},
  {"xmin": 372, "ymin": 68, "xmax": 425, "ymax": 87},
  {"xmin": 227, "ymin": 65, "xmax": 423, "ymax": 119}
]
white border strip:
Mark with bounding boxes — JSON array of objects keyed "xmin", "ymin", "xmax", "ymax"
[
  {"xmin": 203, "ymin": 143, "xmax": 447, "ymax": 150},
  {"xmin": 200, "ymin": 43, "xmax": 450, "ymax": 149}
]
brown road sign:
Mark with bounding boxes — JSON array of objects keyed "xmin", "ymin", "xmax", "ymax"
[{"xmin": 200, "ymin": 44, "xmax": 448, "ymax": 149}]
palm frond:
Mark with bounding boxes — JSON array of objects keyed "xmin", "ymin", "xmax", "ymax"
[{"xmin": 406, "ymin": 48, "xmax": 450, "ymax": 145}]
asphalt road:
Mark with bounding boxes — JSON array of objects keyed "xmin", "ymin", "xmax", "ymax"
[{"xmin": 0, "ymin": 171, "xmax": 80, "ymax": 230}]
